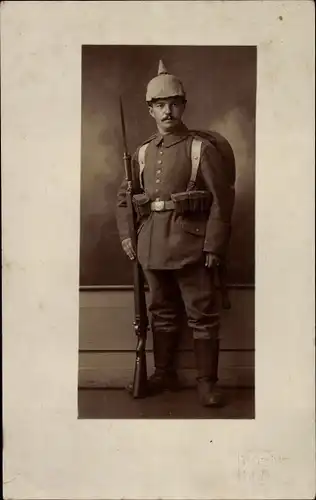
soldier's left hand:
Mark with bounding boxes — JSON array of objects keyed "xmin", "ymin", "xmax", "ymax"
[{"xmin": 205, "ymin": 252, "xmax": 221, "ymax": 268}]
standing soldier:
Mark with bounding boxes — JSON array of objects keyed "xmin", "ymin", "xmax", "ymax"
[{"xmin": 116, "ymin": 60, "xmax": 235, "ymax": 407}]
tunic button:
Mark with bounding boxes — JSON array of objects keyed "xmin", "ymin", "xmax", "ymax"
[
  {"xmin": 160, "ymin": 151, "xmax": 163, "ymax": 155},
  {"xmin": 158, "ymin": 160, "xmax": 162, "ymax": 164},
  {"xmin": 157, "ymin": 169, "xmax": 161, "ymax": 174},
  {"xmin": 156, "ymin": 179, "xmax": 160, "ymax": 183}
]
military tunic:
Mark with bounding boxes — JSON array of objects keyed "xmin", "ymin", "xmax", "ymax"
[
  {"xmin": 117, "ymin": 124, "xmax": 234, "ymax": 269},
  {"xmin": 116, "ymin": 123, "xmax": 234, "ymax": 340}
]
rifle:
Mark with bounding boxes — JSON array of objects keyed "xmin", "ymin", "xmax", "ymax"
[{"xmin": 119, "ymin": 97, "xmax": 148, "ymax": 398}]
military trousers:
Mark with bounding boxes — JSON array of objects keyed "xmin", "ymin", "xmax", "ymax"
[{"xmin": 144, "ymin": 260, "xmax": 220, "ymax": 341}]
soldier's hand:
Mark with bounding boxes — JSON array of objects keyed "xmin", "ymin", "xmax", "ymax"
[
  {"xmin": 122, "ymin": 238, "xmax": 136, "ymax": 260},
  {"xmin": 205, "ymin": 252, "xmax": 221, "ymax": 268}
]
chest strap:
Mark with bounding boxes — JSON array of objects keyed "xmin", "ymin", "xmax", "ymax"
[
  {"xmin": 138, "ymin": 137, "xmax": 202, "ymax": 190},
  {"xmin": 138, "ymin": 143, "xmax": 149, "ymax": 189},
  {"xmin": 188, "ymin": 137, "xmax": 202, "ymax": 189}
]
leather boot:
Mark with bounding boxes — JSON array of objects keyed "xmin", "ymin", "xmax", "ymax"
[
  {"xmin": 126, "ymin": 330, "xmax": 181, "ymax": 396},
  {"xmin": 193, "ymin": 339, "xmax": 225, "ymax": 407}
]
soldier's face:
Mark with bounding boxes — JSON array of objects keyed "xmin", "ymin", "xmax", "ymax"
[{"xmin": 149, "ymin": 97, "xmax": 186, "ymax": 133}]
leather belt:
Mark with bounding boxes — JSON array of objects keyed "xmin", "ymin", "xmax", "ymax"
[{"xmin": 150, "ymin": 200, "xmax": 175, "ymax": 212}]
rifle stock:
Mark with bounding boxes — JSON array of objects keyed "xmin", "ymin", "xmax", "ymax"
[
  {"xmin": 120, "ymin": 98, "xmax": 148, "ymax": 398},
  {"xmin": 130, "ymin": 251, "xmax": 148, "ymax": 398}
]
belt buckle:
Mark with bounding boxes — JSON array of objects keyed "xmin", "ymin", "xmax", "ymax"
[{"xmin": 154, "ymin": 200, "xmax": 165, "ymax": 211}]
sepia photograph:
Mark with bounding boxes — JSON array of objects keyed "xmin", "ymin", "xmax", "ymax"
[
  {"xmin": 2, "ymin": 2, "xmax": 314, "ymax": 498},
  {"xmin": 78, "ymin": 45, "xmax": 256, "ymax": 419}
]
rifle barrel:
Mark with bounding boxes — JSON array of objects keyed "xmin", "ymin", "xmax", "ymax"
[{"xmin": 119, "ymin": 96, "xmax": 129, "ymax": 154}]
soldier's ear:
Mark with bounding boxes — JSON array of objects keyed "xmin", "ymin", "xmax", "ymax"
[{"xmin": 148, "ymin": 104, "xmax": 155, "ymax": 119}]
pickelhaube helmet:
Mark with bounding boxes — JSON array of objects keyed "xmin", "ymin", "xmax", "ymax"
[{"xmin": 146, "ymin": 60, "xmax": 186, "ymax": 102}]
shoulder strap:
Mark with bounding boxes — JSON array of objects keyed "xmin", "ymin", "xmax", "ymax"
[
  {"xmin": 138, "ymin": 143, "xmax": 149, "ymax": 189},
  {"xmin": 188, "ymin": 137, "xmax": 202, "ymax": 190}
]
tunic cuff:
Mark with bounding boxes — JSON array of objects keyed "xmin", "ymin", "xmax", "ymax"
[{"xmin": 203, "ymin": 220, "xmax": 231, "ymax": 256}]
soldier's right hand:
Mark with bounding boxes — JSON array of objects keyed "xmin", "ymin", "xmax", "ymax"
[{"xmin": 122, "ymin": 238, "xmax": 136, "ymax": 260}]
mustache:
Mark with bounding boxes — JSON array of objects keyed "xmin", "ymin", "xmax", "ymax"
[{"xmin": 162, "ymin": 116, "xmax": 174, "ymax": 121}]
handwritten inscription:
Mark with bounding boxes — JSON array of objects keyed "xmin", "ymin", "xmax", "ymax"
[{"xmin": 238, "ymin": 450, "xmax": 289, "ymax": 484}]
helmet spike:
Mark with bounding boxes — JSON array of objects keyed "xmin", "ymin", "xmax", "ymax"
[{"xmin": 158, "ymin": 59, "xmax": 168, "ymax": 75}]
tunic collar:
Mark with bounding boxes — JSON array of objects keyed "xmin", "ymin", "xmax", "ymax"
[{"xmin": 153, "ymin": 123, "xmax": 189, "ymax": 148}]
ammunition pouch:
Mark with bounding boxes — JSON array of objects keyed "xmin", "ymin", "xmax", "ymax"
[
  {"xmin": 171, "ymin": 190, "xmax": 212, "ymax": 215},
  {"xmin": 132, "ymin": 193, "xmax": 151, "ymax": 219}
]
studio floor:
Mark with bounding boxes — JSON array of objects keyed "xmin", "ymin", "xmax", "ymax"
[{"xmin": 78, "ymin": 387, "xmax": 255, "ymax": 419}]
